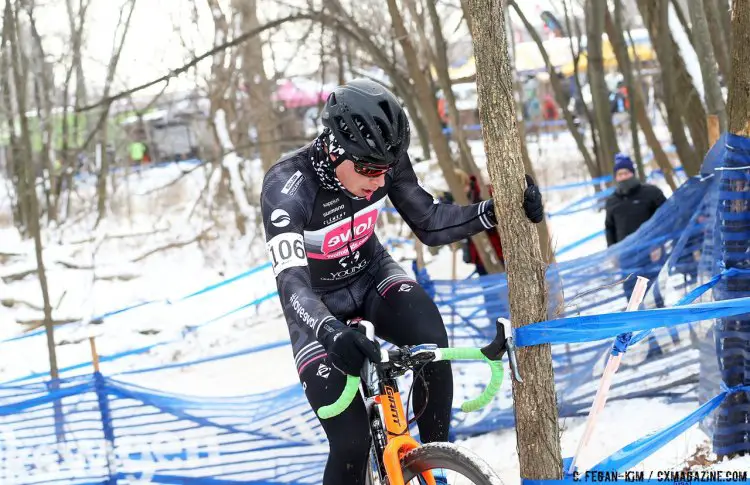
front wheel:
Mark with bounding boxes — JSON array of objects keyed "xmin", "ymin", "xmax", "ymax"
[{"xmin": 401, "ymin": 442, "xmax": 504, "ymax": 485}]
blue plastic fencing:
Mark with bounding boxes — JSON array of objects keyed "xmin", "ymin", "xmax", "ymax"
[
  {"xmin": 1, "ymin": 135, "xmax": 748, "ymax": 481},
  {"xmin": 709, "ymin": 133, "xmax": 750, "ymax": 457},
  {"xmin": 0, "ymin": 263, "xmax": 273, "ymax": 346}
]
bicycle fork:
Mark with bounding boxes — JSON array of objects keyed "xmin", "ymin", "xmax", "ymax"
[{"xmin": 366, "ymin": 369, "xmax": 435, "ymax": 485}]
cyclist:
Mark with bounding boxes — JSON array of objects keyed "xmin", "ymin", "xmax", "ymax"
[{"xmin": 261, "ymin": 78, "xmax": 544, "ymax": 485}]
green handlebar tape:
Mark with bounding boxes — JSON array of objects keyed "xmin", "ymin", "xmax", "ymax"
[
  {"xmin": 439, "ymin": 347, "xmax": 485, "ymax": 361},
  {"xmin": 318, "ymin": 375, "xmax": 360, "ymax": 419},
  {"xmin": 461, "ymin": 360, "xmax": 503, "ymax": 412},
  {"xmin": 439, "ymin": 347, "xmax": 505, "ymax": 412}
]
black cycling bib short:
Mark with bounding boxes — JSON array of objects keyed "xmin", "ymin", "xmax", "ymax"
[{"xmin": 261, "ymin": 142, "xmax": 496, "ymax": 484}]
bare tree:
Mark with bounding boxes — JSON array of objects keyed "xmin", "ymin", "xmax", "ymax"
[
  {"xmin": 715, "ymin": 0, "xmax": 750, "ymax": 460},
  {"xmin": 95, "ymin": 0, "xmax": 138, "ymax": 225},
  {"xmin": 587, "ymin": 0, "xmax": 618, "ymax": 174},
  {"xmin": 234, "ymin": 0, "xmax": 281, "ymax": 172},
  {"xmin": 423, "ymin": 0, "xmax": 482, "ymax": 182},
  {"xmin": 5, "ymin": 0, "xmax": 59, "ymax": 385},
  {"xmin": 385, "ymin": 0, "xmax": 504, "ymax": 274},
  {"xmin": 704, "ymin": 0, "xmax": 732, "ymax": 81},
  {"xmin": 466, "ymin": 0, "xmax": 562, "ymax": 478},
  {"xmin": 637, "ymin": 0, "xmax": 706, "ymax": 176},
  {"xmin": 604, "ymin": 7, "xmax": 678, "ymax": 189},
  {"xmin": 726, "ymin": 0, "xmax": 750, "ymax": 136},
  {"xmin": 690, "ymin": 0, "xmax": 728, "ymax": 133},
  {"xmin": 510, "ymin": 1, "xmax": 599, "ymax": 180},
  {"xmin": 58, "ymin": 0, "xmax": 90, "ymax": 221}
]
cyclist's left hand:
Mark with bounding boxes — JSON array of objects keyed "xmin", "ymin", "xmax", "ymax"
[{"xmin": 523, "ymin": 174, "xmax": 544, "ymax": 223}]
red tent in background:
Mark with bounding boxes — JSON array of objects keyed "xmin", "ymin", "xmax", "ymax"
[{"xmin": 272, "ymin": 80, "xmax": 331, "ymax": 109}]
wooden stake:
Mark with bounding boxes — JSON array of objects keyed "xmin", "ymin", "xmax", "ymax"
[
  {"xmin": 707, "ymin": 114, "xmax": 721, "ymax": 147},
  {"xmin": 414, "ymin": 235, "xmax": 425, "ymax": 270},
  {"xmin": 89, "ymin": 336, "xmax": 100, "ymax": 373}
]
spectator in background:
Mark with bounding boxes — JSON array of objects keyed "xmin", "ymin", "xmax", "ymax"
[
  {"xmin": 605, "ymin": 153, "xmax": 676, "ymax": 354},
  {"xmin": 129, "ymin": 141, "xmax": 148, "ymax": 166},
  {"xmin": 454, "ymin": 169, "xmax": 505, "ymax": 275}
]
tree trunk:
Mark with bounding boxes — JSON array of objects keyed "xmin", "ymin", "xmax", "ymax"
[
  {"xmin": 235, "ymin": 0, "xmax": 281, "ymax": 172},
  {"xmin": 727, "ymin": 1, "xmax": 750, "ymax": 136},
  {"xmin": 467, "ymin": 0, "xmax": 562, "ymax": 478},
  {"xmin": 670, "ymin": 0, "xmax": 695, "ymax": 46},
  {"xmin": 717, "ymin": 0, "xmax": 732, "ymax": 53},
  {"xmin": 0, "ymin": 9, "xmax": 26, "ymax": 234},
  {"xmin": 27, "ymin": 4, "xmax": 56, "ymax": 223},
  {"xmin": 612, "ymin": 0, "xmax": 644, "ymax": 181},
  {"xmin": 508, "ymin": 10, "xmax": 557, "ymax": 264},
  {"xmin": 690, "ymin": 0, "xmax": 728, "ymax": 133},
  {"xmin": 714, "ymin": 0, "xmax": 750, "ymax": 460},
  {"xmin": 392, "ymin": 80, "xmax": 432, "ymax": 161},
  {"xmin": 638, "ymin": 0, "xmax": 704, "ymax": 176},
  {"xmin": 6, "ymin": 0, "xmax": 59, "ymax": 380},
  {"xmin": 587, "ymin": 0, "xmax": 619, "ymax": 174},
  {"xmin": 334, "ymin": 29, "xmax": 345, "ymax": 85},
  {"xmin": 605, "ymin": 8, "xmax": 678, "ymax": 189},
  {"xmin": 510, "ymin": 1, "xmax": 599, "ymax": 180},
  {"xmin": 563, "ymin": 0, "xmax": 601, "ymax": 176},
  {"xmin": 704, "ymin": 0, "xmax": 732, "ymax": 81},
  {"xmin": 424, "ymin": 0, "xmax": 483, "ymax": 185},
  {"xmin": 385, "ymin": 0, "xmax": 503, "ymax": 274}
]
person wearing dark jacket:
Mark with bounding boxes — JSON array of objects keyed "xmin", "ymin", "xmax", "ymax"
[
  {"xmin": 605, "ymin": 153, "xmax": 676, "ymax": 353},
  {"xmin": 605, "ymin": 154, "xmax": 666, "ymax": 247},
  {"xmin": 605, "ymin": 153, "xmax": 666, "ymax": 296}
]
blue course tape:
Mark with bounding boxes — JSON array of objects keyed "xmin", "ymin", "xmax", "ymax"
[
  {"xmin": 114, "ymin": 340, "xmax": 289, "ymax": 376},
  {"xmin": 515, "ymin": 295, "xmax": 750, "ymax": 348},
  {"xmin": 0, "ymin": 263, "xmax": 273, "ymax": 345},
  {"xmin": 0, "ymin": 292, "xmax": 279, "ymax": 385},
  {"xmin": 556, "ymin": 230, "xmax": 605, "ymax": 256},
  {"xmin": 541, "ymin": 175, "xmax": 613, "ymax": 192},
  {"xmin": 591, "ymin": 384, "xmax": 750, "ymax": 472}
]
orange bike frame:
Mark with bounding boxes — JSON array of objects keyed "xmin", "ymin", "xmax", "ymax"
[{"xmin": 376, "ymin": 384, "xmax": 435, "ymax": 485}]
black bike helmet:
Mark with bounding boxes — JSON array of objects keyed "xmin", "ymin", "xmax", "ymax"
[{"xmin": 321, "ymin": 79, "xmax": 410, "ymax": 166}]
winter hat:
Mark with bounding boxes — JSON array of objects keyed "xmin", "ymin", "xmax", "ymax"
[{"xmin": 613, "ymin": 153, "xmax": 635, "ymax": 174}]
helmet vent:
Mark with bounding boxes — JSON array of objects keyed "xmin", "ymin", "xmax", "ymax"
[{"xmin": 378, "ymin": 101, "xmax": 394, "ymax": 124}]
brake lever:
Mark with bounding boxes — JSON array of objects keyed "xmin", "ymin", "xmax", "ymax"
[{"xmin": 481, "ymin": 318, "xmax": 523, "ymax": 383}]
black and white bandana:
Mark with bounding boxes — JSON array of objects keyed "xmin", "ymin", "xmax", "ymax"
[{"xmin": 311, "ymin": 131, "xmax": 367, "ymax": 202}]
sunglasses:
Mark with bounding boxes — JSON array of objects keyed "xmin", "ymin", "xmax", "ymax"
[{"xmin": 352, "ymin": 158, "xmax": 393, "ymax": 178}]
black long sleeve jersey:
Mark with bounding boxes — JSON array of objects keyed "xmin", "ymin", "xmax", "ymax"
[{"xmin": 261, "ymin": 142, "xmax": 496, "ymax": 364}]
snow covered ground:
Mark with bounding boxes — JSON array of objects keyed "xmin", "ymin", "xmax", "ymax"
[{"xmin": 1, "ymin": 133, "xmax": 748, "ymax": 483}]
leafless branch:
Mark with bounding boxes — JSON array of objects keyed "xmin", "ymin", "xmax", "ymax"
[
  {"xmin": 76, "ymin": 12, "xmax": 321, "ymax": 113},
  {"xmin": 131, "ymin": 226, "xmax": 217, "ymax": 263}
]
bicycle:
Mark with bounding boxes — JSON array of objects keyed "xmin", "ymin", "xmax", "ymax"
[{"xmin": 318, "ymin": 318, "xmax": 523, "ymax": 485}]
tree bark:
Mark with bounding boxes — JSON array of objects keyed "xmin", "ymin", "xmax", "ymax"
[
  {"xmin": 5, "ymin": 0, "xmax": 59, "ymax": 381},
  {"xmin": 424, "ymin": 0, "xmax": 483, "ymax": 185},
  {"xmin": 727, "ymin": 0, "xmax": 750, "ymax": 136},
  {"xmin": 0, "ymin": 8, "xmax": 26, "ymax": 233},
  {"xmin": 670, "ymin": 0, "xmax": 695, "ymax": 46},
  {"xmin": 704, "ymin": 0, "xmax": 732, "ymax": 81},
  {"xmin": 605, "ymin": 8, "xmax": 678, "ymax": 189},
  {"xmin": 95, "ymin": 0, "xmax": 137, "ymax": 225},
  {"xmin": 690, "ymin": 0, "xmax": 728, "ymax": 133},
  {"xmin": 563, "ymin": 0, "xmax": 601, "ymax": 173},
  {"xmin": 467, "ymin": 0, "xmax": 562, "ymax": 478},
  {"xmin": 715, "ymin": 0, "xmax": 750, "ymax": 460},
  {"xmin": 638, "ymin": 0, "xmax": 705, "ymax": 176},
  {"xmin": 612, "ymin": 0, "xmax": 644, "ymax": 181},
  {"xmin": 587, "ymin": 0, "xmax": 619, "ymax": 175},
  {"xmin": 234, "ymin": 0, "xmax": 281, "ymax": 172},
  {"xmin": 510, "ymin": 1, "xmax": 599, "ymax": 180},
  {"xmin": 508, "ymin": 10, "xmax": 557, "ymax": 264},
  {"xmin": 385, "ymin": 0, "xmax": 503, "ymax": 274}
]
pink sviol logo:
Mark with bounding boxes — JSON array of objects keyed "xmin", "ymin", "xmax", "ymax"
[{"xmin": 323, "ymin": 209, "xmax": 378, "ymax": 254}]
